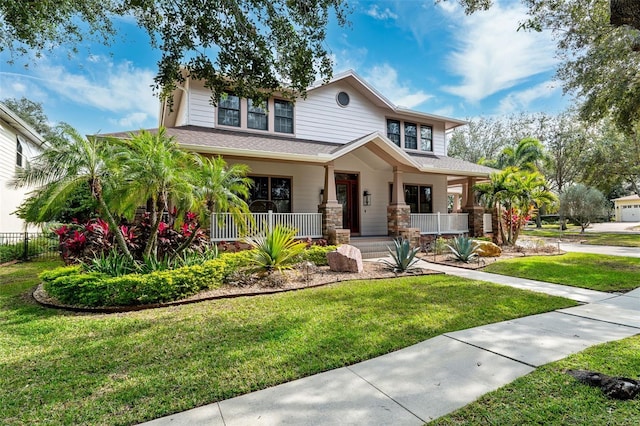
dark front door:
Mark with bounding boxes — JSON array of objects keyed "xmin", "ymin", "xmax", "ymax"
[{"xmin": 335, "ymin": 173, "xmax": 359, "ymax": 234}]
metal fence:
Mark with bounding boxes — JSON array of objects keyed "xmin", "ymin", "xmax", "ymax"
[{"xmin": 0, "ymin": 232, "xmax": 59, "ymax": 263}]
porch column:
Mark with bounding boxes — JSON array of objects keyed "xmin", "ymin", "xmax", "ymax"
[
  {"xmin": 318, "ymin": 162, "xmax": 343, "ymax": 241},
  {"xmin": 387, "ymin": 167, "xmax": 411, "ymax": 236},
  {"xmin": 451, "ymin": 192, "xmax": 460, "ymax": 212},
  {"xmin": 461, "ymin": 177, "xmax": 484, "ymax": 237}
]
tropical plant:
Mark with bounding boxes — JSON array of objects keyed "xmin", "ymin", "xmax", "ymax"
[
  {"xmin": 446, "ymin": 236, "xmax": 479, "ymax": 263},
  {"xmin": 84, "ymin": 250, "xmax": 138, "ymax": 277},
  {"xmin": 476, "ymin": 167, "xmax": 556, "ymax": 246},
  {"xmin": 482, "ymin": 137, "xmax": 548, "ymax": 173},
  {"xmin": 189, "ymin": 155, "xmax": 253, "ymax": 249},
  {"xmin": 109, "ymin": 128, "xmax": 199, "ymax": 259},
  {"xmin": 243, "ymin": 225, "xmax": 307, "ymax": 275},
  {"xmin": 381, "ymin": 238, "xmax": 420, "ymax": 273},
  {"xmin": 10, "ymin": 124, "xmax": 134, "ymax": 260}
]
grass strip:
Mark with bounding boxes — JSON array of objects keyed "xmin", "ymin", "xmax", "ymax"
[
  {"xmin": 483, "ymin": 252, "xmax": 640, "ymax": 292},
  {"xmin": 431, "ymin": 335, "xmax": 640, "ymax": 425},
  {"xmin": 1, "ymin": 259, "xmax": 575, "ymax": 425}
]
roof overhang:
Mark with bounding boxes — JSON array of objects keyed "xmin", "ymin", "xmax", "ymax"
[{"xmin": 0, "ymin": 102, "xmax": 46, "ymax": 147}]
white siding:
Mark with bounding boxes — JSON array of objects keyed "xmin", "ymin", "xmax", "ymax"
[
  {"xmin": 295, "ymin": 81, "xmax": 386, "ymax": 143},
  {"xmin": 0, "ymin": 120, "xmax": 42, "ymax": 232},
  {"xmin": 188, "ymin": 86, "xmax": 216, "ymax": 128}
]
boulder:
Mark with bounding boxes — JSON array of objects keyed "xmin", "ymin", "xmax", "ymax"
[
  {"xmin": 475, "ymin": 240, "xmax": 502, "ymax": 257},
  {"xmin": 327, "ymin": 245, "xmax": 363, "ymax": 273}
]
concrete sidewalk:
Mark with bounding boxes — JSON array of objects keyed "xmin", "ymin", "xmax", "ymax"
[
  {"xmin": 560, "ymin": 242, "xmax": 640, "ymax": 258},
  {"xmin": 140, "ymin": 261, "xmax": 640, "ymax": 426}
]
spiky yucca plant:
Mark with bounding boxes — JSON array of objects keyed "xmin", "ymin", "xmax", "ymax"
[
  {"xmin": 381, "ymin": 237, "xmax": 421, "ymax": 273},
  {"xmin": 446, "ymin": 235, "xmax": 479, "ymax": 263},
  {"xmin": 243, "ymin": 225, "xmax": 307, "ymax": 275}
]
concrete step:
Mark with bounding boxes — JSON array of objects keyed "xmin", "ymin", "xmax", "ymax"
[{"xmin": 349, "ymin": 238, "xmax": 395, "ymax": 259}]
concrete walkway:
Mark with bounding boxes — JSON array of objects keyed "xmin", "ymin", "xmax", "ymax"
[
  {"xmin": 140, "ymin": 260, "xmax": 640, "ymax": 426},
  {"xmin": 560, "ymin": 242, "xmax": 640, "ymax": 258}
]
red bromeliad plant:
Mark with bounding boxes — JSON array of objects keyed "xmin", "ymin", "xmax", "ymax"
[{"xmin": 54, "ymin": 211, "xmax": 210, "ymax": 264}]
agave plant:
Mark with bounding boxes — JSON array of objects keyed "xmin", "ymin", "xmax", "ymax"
[
  {"xmin": 381, "ymin": 238, "xmax": 421, "ymax": 273},
  {"xmin": 446, "ymin": 235, "xmax": 479, "ymax": 263},
  {"xmin": 243, "ymin": 225, "xmax": 307, "ymax": 275}
]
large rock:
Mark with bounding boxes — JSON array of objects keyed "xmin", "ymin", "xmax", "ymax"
[
  {"xmin": 327, "ymin": 244, "xmax": 363, "ymax": 273},
  {"xmin": 475, "ymin": 240, "xmax": 502, "ymax": 257}
]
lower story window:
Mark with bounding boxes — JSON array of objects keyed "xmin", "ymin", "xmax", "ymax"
[
  {"xmin": 404, "ymin": 184, "xmax": 432, "ymax": 213},
  {"xmin": 248, "ymin": 176, "xmax": 291, "ymax": 213}
]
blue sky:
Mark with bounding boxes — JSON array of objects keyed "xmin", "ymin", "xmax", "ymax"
[{"xmin": 0, "ymin": 0, "xmax": 566, "ymax": 136}]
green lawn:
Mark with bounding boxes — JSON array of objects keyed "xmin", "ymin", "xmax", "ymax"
[
  {"xmin": 0, "ymin": 260, "xmax": 575, "ymax": 425},
  {"xmin": 431, "ymin": 334, "xmax": 640, "ymax": 425},
  {"xmin": 483, "ymin": 252, "xmax": 640, "ymax": 292},
  {"xmin": 523, "ymin": 228, "xmax": 640, "ymax": 247}
]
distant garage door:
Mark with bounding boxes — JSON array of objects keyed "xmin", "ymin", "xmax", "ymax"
[{"xmin": 621, "ymin": 204, "xmax": 640, "ymax": 221}]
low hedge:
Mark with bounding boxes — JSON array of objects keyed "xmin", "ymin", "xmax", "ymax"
[
  {"xmin": 300, "ymin": 245, "xmax": 337, "ymax": 266},
  {"xmin": 40, "ymin": 252, "xmax": 251, "ymax": 307},
  {"xmin": 39, "ymin": 246, "xmax": 338, "ymax": 308}
]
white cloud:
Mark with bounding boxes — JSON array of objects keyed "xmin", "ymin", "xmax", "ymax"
[
  {"xmin": 443, "ymin": 1, "xmax": 559, "ymax": 102},
  {"xmin": 363, "ymin": 64, "xmax": 433, "ymax": 108},
  {"xmin": 435, "ymin": 0, "xmax": 459, "ymax": 14},
  {"xmin": 497, "ymin": 80, "xmax": 560, "ymax": 113},
  {"xmin": 365, "ymin": 4, "xmax": 398, "ymax": 20},
  {"xmin": 111, "ymin": 112, "xmax": 150, "ymax": 128}
]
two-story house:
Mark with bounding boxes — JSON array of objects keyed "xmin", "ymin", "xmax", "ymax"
[
  {"xmin": 121, "ymin": 70, "xmax": 493, "ymax": 244},
  {"xmin": 0, "ymin": 102, "xmax": 46, "ymax": 233}
]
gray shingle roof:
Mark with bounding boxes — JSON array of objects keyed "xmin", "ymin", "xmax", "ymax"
[{"xmin": 104, "ymin": 125, "xmax": 492, "ymax": 177}]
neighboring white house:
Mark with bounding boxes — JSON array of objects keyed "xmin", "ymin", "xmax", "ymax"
[
  {"xmin": 0, "ymin": 102, "xmax": 46, "ymax": 233},
  {"xmin": 111, "ymin": 70, "xmax": 494, "ymax": 242},
  {"xmin": 613, "ymin": 194, "xmax": 640, "ymax": 222}
]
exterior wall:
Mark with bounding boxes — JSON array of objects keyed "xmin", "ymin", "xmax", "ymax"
[
  {"xmin": 180, "ymin": 78, "xmax": 449, "ymax": 155},
  {"xmin": 614, "ymin": 198, "xmax": 640, "ymax": 222},
  {"xmin": 224, "ymin": 159, "xmax": 325, "ymax": 214},
  {"xmin": 295, "ymin": 81, "xmax": 386, "ymax": 143},
  {"xmin": 222, "ymin": 150, "xmax": 451, "ymax": 237},
  {"xmin": 0, "ymin": 120, "xmax": 42, "ymax": 232}
]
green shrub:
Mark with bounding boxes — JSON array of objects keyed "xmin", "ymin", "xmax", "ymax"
[
  {"xmin": 300, "ymin": 245, "xmax": 337, "ymax": 266},
  {"xmin": 381, "ymin": 238, "xmax": 420, "ymax": 273},
  {"xmin": 433, "ymin": 237, "xmax": 449, "ymax": 255},
  {"xmin": 447, "ymin": 235, "xmax": 479, "ymax": 263},
  {"xmin": 84, "ymin": 250, "xmax": 138, "ymax": 276},
  {"xmin": 243, "ymin": 225, "xmax": 308, "ymax": 274},
  {"xmin": 39, "ymin": 250, "xmax": 253, "ymax": 307},
  {"xmin": 40, "ymin": 265, "xmax": 82, "ymax": 283}
]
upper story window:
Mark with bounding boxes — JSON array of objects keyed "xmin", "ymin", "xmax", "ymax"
[
  {"xmin": 386, "ymin": 119, "xmax": 401, "ymax": 146},
  {"xmin": 218, "ymin": 93, "xmax": 241, "ymax": 127},
  {"xmin": 405, "ymin": 123, "xmax": 417, "ymax": 150},
  {"xmin": 420, "ymin": 126, "xmax": 433, "ymax": 152},
  {"xmin": 247, "ymin": 99, "xmax": 268, "ymax": 130},
  {"xmin": 16, "ymin": 136, "xmax": 24, "ymax": 168},
  {"xmin": 387, "ymin": 118, "xmax": 434, "ymax": 152},
  {"xmin": 274, "ymin": 99, "xmax": 294, "ymax": 134}
]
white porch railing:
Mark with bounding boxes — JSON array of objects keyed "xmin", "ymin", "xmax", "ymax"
[
  {"xmin": 410, "ymin": 213, "xmax": 469, "ymax": 235},
  {"xmin": 483, "ymin": 213, "xmax": 493, "ymax": 233},
  {"xmin": 210, "ymin": 211, "xmax": 323, "ymax": 241}
]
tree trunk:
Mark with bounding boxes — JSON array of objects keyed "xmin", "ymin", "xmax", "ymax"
[
  {"xmin": 96, "ymin": 194, "xmax": 134, "ymax": 261},
  {"xmin": 611, "ymin": 0, "xmax": 640, "ymax": 29},
  {"xmin": 144, "ymin": 198, "xmax": 161, "ymax": 259}
]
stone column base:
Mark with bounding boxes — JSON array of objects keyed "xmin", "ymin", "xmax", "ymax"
[
  {"xmin": 399, "ymin": 227, "xmax": 420, "ymax": 248},
  {"xmin": 462, "ymin": 205, "xmax": 485, "ymax": 238},
  {"xmin": 328, "ymin": 228, "xmax": 350, "ymax": 245},
  {"xmin": 318, "ymin": 203, "xmax": 343, "ymax": 240},
  {"xmin": 387, "ymin": 205, "xmax": 411, "ymax": 236}
]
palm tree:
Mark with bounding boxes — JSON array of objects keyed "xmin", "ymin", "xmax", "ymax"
[
  {"xmin": 195, "ymin": 155, "xmax": 253, "ymax": 231},
  {"xmin": 483, "ymin": 137, "xmax": 547, "ymax": 172},
  {"xmin": 110, "ymin": 127, "xmax": 199, "ymax": 258},
  {"xmin": 476, "ymin": 167, "xmax": 556, "ymax": 245},
  {"xmin": 11, "ymin": 124, "xmax": 134, "ymax": 259}
]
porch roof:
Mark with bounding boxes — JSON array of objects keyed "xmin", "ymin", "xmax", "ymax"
[{"xmin": 104, "ymin": 125, "xmax": 494, "ymax": 178}]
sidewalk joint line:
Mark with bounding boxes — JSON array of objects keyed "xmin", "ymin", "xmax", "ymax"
[
  {"xmin": 556, "ymin": 310, "xmax": 640, "ymax": 330},
  {"xmin": 346, "ymin": 366, "xmax": 427, "ymax": 424},
  {"xmin": 443, "ymin": 335, "xmax": 538, "ymax": 369},
  {"xmin": 217, "ymin": 402, "xmax": 226, "ymax": 426}
]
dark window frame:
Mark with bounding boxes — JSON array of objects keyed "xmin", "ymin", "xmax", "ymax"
[
  {"xmin": 16, "ymin": 136, "xmax": 24, "ymax": 168},
  {"xmin": 386, "ymin": 119, "xmax": 401, "ymax": 146},
  {"xmin": 405, "ymin": 122, "xmax": 417, "ymax": 150},
  {"xmin": 274, "ymin": 99, "xmax": 294, "ymax": 134},
  {"xmin": 218, "ymin": 93, "xmax": 241, "ymax": 127},
  {"xmin": 247, "ymin": 175, "xmax": 292, "ymax": 213},
  {"xmin": 247, "ymin": 98, "xmax": 268, "ymax": 130},
  {"xmin": 420, "ymin": 125, "xmax": 433, "ymax": 152}
]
